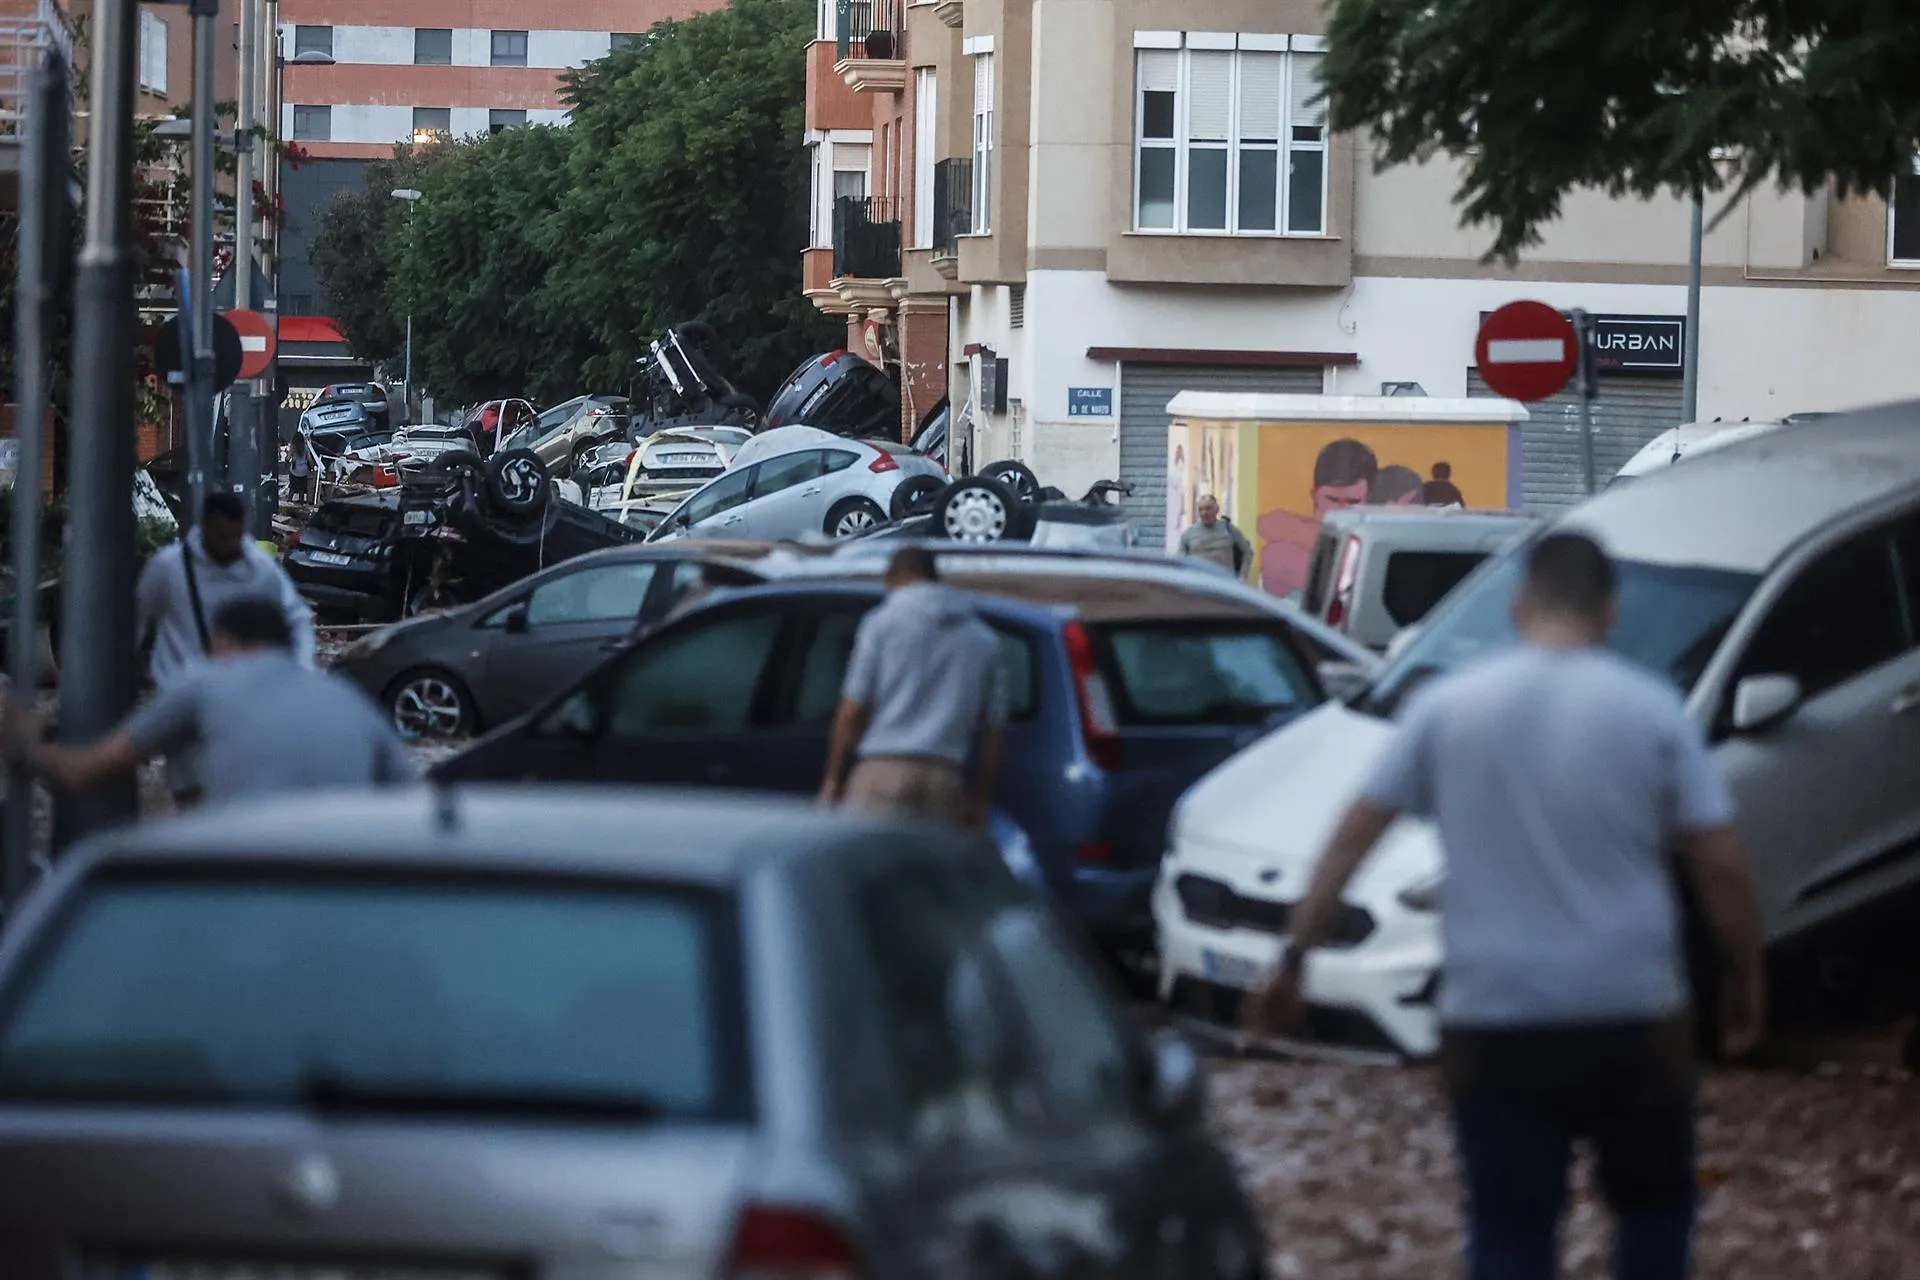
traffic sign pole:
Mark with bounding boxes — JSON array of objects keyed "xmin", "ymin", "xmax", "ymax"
[{"xmin": 1572, "ymin": 308, "xmax": 1598, "ymax": 495}]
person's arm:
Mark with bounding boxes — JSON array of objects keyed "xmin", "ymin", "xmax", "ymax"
[
  {"xmin": 3, "ymin": 694, "xmax": 152, "ymax": 794},
  {"xmin": 276, "ymin": 566, "xmax": 317, "ymax": 669},
  {"xmin": 1231, "ymin": 521, "xmax": 1254, "ymax": 578},
  {"xmin": 820, "ymin": 619, "xmax": 879, "ymax": 803},
  {"xmin": 965, "ymin": 655, "xmax": 1010, "ymax": 826}
]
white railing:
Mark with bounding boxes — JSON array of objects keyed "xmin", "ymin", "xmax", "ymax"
[{"xmin": 0, "ymin": 12, "xmax": 72, "ymax": 140}]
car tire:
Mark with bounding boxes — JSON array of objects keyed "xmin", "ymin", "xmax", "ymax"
[
  {"xmin": 484, "ymin": 448, "xmax": 551, "ymax": 521},
  {"xmin": 825, "ymin": 496, "xmax": 887, "ymax": 539},
  {"xmin": 934, "ymin": 477, "xmax": 1033, "ymax": 543},
  {"xmin": 569, "ymin": 439, "xmax": 600, "ymax": 478},
  {"xmin": 891, "ymin": 474, "xmax": 947, "ymax": 520},
  {"xmin": 980, "ymin": 460, "xmax": 1041, "ymax": 505},
  {"xmin": 384, "ymin": 667, "xmax": 476, "ymax": 740}
]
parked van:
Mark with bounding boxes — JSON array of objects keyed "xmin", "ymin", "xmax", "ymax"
[
  {"xmin": 1611, "ymin": 414, "xmax": 1832, "ymax": 484},
  {"xmin": 1299, "ymin": 507, "xmax": 1539, "ymax": 650},
  {"xmin": 1156, "ymin": 402, "xmax": 1920, "ymax": 1060}
]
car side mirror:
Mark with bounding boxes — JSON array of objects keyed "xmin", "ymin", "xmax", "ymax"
[
  {"xmin": 1385, "ymin": 625, "xmax": 1423, "ymax": 661},
  {"xmin": 504, "ymin": 603, "xmax": 530, "ymax": 635},
  {"xmin": 1731, "ymin": 673, "xmax": 1801, "ymax": 733},
  {"xmin": 1143, "ymin": 1028, "xmax": 1205, "ymax": 1125},
  {"xmin": 1317, "ymin": 660, "xmax": 1369, "ymax": 702}
]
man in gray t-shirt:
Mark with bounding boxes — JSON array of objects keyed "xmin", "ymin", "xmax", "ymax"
[
  {"xmin": 1246, "ymin": 532, "xmax": 1765, "ymax": 1280},
  {"xmin": 6, "ymin": 596, "xmax": 414, "ymax": 809}
]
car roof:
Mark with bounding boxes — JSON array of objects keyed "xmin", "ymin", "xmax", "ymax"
[
  {"xmin": 1562, "ymin": 399, "xmax": 1920, "ymax": 574},
  {"xmin": 1320, "ymin": 506, "xmax": 1536, "ymax": 531},
  {"xmin": 63, "ymin": 786, "xmax": 913, "ymax": 887},
  {"xmin": 709, "ymin": 572, "xmax": 1274, "ymax": 624}
]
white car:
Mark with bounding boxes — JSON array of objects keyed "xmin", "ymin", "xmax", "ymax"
[
  {"xmin": 628, "ymin": 425, "xmax": 754, "ymax": 494},
  {"xmin": 1610, "ymin": 415, "xmax": 1829, "ymax": 484},
  {"xmin": 649, "ymin": 426, "xmax": 944, "ymax": 543}
]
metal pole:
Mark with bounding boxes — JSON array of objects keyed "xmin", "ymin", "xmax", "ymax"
[
  {"xmin": 264, "ymin": 6, "xmax": 285, "ymax": 516},
  {"xmin": 56, "ymin": 0, "xmax": 141, "ymax": 844},
  {"xmin": 231, "ymin": 0, "xmax": 260, "ymax": 532},
  {"xmin": 7, "ymin": 51, "xmax": 66, "ymax": 905},
  {"xmin": 188, "ymin": 0, "xmax": 219, "ymax": 507},
  {"xmin": 1681, "ymin": 192, "xmax": 1704, "ymax": 425},
  {"xmin": 1571, "ymin": 308, "xmax": 1598, "ymax": 495},
  {"xmin": 404, "ymin": 314, "xmax": 413, "ymax": 396}
]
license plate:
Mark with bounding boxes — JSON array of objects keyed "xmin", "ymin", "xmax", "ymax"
[
  {"xmin": 304, "ymin": 550, "xmax": 353, "ymax": 566},
  {"xmin": 403, "ymin": 509, "xmax": 434, "ymax": 526},
  {"xmin": 661, "ymin": 452, "xmax": 709, "ymax": 464},
  {"xmin": 1201, "ymin": 947, "xmax": 1269, "ymax": 992}
]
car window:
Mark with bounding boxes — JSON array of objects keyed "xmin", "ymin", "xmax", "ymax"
[
  {"xmin": 680, "ymin": 468, "xmax": 754, "ymax": 526},
  {"xmin": 1733, "ymin": 529, "xmax": 1909, "ymax": 701},
  {"xmin": 787, "ymin": 606, "xmax": 1039, "ymax": 729},
  {"xmin": 822, "ymin": 449, "xmax": 860, "ymax": 476},
  {"xmin": 603, "ymin": 607, "xmax": 784, "ymax": 737},
  {"xmin": 1095, "ymin": 623, "xmax": 1313, "ymax": 725},
  {"xmin": 526, "ymin": 562, "xmax": 659, "ymax": 626},
  {"xmin": 751, "ymin": 450, "xmax": 825, "ymax": 500},
  {"xmin": 0, "ymin": 873, "xmax": 748, "ymax": 1119},
  {"xmin": 986, "ymin": 910, "xmax": 1139, "ymax": 1125},
  {"xmin": 1303, "ymin": 531, "xmax": 1340, "ymax": 616},
  {"xmin": 1381, "ymin": 550, "xmax": 1488, "ymax": 629}
]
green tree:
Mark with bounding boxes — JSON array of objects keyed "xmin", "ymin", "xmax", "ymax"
[
  {"xmin": 310, "ymin": 141, "xmax": 449, "ymax": 364},
  {"xmin": 541, "ymin": 0, "xmax": 835, "ymax": 402},
  {"xmin": 1325, "ymin": 0, "xmax": 1920, "ymax": 259},
  {"xmin": 387, "ymin": 126, "xmax": 587, "ymax": 403}
]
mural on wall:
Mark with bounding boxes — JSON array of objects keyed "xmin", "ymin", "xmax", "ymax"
[{"xmin": 1163, "ymin": 421, "xmax": 1242, "ymax": 555}]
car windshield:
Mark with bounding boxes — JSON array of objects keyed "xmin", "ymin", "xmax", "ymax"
[
  {"xmin": 1357, "ymin": 547, "xmax": 1762, "ymax": 718},
  {"xmin": 536, "ymin": 396, "xmax": 591, "ymax": 432},
  {"xmin": 0, "ymin": 872, "xmax": 747, "ymax": 1119},
  {"xmin": 1093, "ymin": 622, "xmax": 1317, "ymax": 726}
]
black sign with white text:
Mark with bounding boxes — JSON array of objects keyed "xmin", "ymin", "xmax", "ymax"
[{"xmin": 1476, "ymin": 311, "xmax": 1685, "ymax": 378}]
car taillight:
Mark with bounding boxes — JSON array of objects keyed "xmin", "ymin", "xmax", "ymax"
[
  {"xmin": 868, "ymin": 452, "xmax": 898, "ymax": 474},
  {"xmin": 1326, "ymin": 534, "xmax": 1361, "ymax": 630},
  {"xmin": 820, "ymin": 350, "xmax": 846, "ymax": 367},
  {"xmin": 1062, "ymin": 621, "xmax": 1124, "ymax": 771},
  {"xmin": 727, "ymin": 1205, "xmax": 861, "ymax": 1280}
]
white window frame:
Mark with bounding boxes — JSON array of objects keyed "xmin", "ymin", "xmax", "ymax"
[
  {"xmin": 913, "ymin": 68, "xmax": 937, "ymax": 248},
  {"xmin": 1130, "ymin": 32, "xmax": 1331, "ymax": 238},
  {"xmin": 1889, "ymin": 155, "xmax": 1920, "ymax": 268},
  {"xmin": 138, "ymin": 11, "xmax": 168, "ymax": 96},
  {"xmin": 970, "ymin": 50, "xmax": 994, "ymax": 235}
]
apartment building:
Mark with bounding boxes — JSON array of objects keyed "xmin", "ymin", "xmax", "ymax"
[{"xmin": 835, "ymin": 0, "xmax": 1920, "ymax": 544}]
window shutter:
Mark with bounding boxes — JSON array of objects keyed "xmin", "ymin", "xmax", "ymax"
[
  {"xmin": 1239, "ymin": 51, "xmax": 1282, "ymax": 142},
  {"xmin": 1187, "ymin": 50, "xmax": 1232, "ymax": 141},
  {"xmin": 974, "ymin": 51, "xmax": 994, "ymax": 110},
  {"xmin": 1290, "ymin": 52, "xmax": 1328, "ymax": 130},
  {"xmin": 1136, "ymin": 48, "xmax": 1177, "ymax": 95}
]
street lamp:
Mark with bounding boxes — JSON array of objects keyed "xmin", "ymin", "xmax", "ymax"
[{"xmin": 391, "ymin": 187, "xmax": 421, "ymax": 406}]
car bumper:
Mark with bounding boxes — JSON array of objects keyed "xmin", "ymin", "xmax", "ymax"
[
  {"xmin": 1151, "ymin": 868, "xmax": 1441, "ymax": 1059},
  {"xmin": 1061, "ymin": 863, "xmax": 1159, "ymax": 950}
]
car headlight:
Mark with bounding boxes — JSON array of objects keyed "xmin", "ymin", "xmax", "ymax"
[{"xmin": 1396, "ymin": 872, "xmax": 1443, "ymax": 912}]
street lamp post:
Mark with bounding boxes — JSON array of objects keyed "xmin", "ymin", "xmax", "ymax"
[{"xmin": 391, "ymin": 187, "xmax": 421, "ymax": 413}]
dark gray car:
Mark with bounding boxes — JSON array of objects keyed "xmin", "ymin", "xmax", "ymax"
[
  {"xmin": 330, "ymin": 543, "xmax": 779, "ymax": 738},
  {"xmin": 0, "ymin": 787, "xmax": 1267, "ymax": 1279}
]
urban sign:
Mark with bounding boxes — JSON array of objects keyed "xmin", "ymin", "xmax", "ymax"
[
  {"xmin": 1068, "ymin": 386, "xmax": 1114, "ymax": 417},
  {"xmin": 1585, "ymin": 314, "xmax": 1685, "ymax": 375},
  {"xmin": 1473, "ymin": 301, "xmax": 1578, "ymax": 402}
]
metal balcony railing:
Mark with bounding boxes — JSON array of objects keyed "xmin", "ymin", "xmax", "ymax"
[
  {"xmin": 0, "ymin": 9, "xmax": 73, "ymax": 140},
  {"xmin": 835, "ymin": 0, "xmax": 902, "ymax": 60},
  {"xmin": 833, "ymin": 195, "xmax": 903, "ymax": 281},
  {"xmin": 932, "ymin": 157, "xmax": 971, "ymax": 256}
]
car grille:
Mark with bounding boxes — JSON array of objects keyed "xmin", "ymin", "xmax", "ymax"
[{"xmin": 1174, "ymin": 873, "xmax": 1375, "ymax": 946}]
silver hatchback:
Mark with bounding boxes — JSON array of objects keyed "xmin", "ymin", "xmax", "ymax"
[{"xmin": 0, "ymin": 788, "xmax": 1265, "ymax": 1279}]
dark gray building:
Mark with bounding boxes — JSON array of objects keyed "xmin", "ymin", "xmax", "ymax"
[{"xmin": 278, "ymin": 156, "xmax": 368, "ymax": 319}]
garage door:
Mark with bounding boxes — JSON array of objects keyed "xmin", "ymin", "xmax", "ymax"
[
  {"xmin": 1120, "ymin": 364, "xmax": 1323, "ymax": 546},
  {"xmin": 1467, "ymin": 372, "xmax": 1684, "ymax": 513}
]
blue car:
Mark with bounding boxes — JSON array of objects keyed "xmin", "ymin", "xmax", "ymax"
[{"xmin": 435, "ymin": 574, "xmax": 1333, "ymax": 964}]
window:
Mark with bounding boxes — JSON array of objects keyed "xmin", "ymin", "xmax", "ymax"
[
  {"xmin": 833, "ymin": 167, "xmax": 869, "ymax": 202},
  {"xmin": 525, "ymin": 562, "xmax": 658, "ymax": 626},
  {"xmin": 987, "ymin": 910, "xmax": 1139, "ymax": 1124},
  {"xmin": 676, "ymin": 467, "xmax": 753, "ymax": 528},
  {"xmin": 749, "ymin": 449, "xmax": 826, "ymax": 499},
  {"xmin": 0, "ymin": 874, "xmax": 748, "ymax": 1119},
  {"xmin": 913, "ymin": 69, "xmax": 937, "ymax": 247},
  {"xmin": 293, "ymin": 24, "xmax": 332, "ymax": 58},
  {"xmin": 1133, "ymin": 37, "xmax": 1330, "ymax": 236},
  {"xmin": 603, "ymin": 607, "xmax": 784, "ymax": 737},
  {"xmin": 1095, "ymin": 623, "xmax": 1313, "ymax": 725},
  {"xmin": 1733, "ymin": 530, "xmax": 1908, "ymax": 702},
  {"xmin": 491, "ymin": 30, "xmax": 529, "ymax": 67},
  {"xmin": 1381, "ymin": 550, "xmax": 1489, "ymax": 628},
  {"xmin": 792, "ymin": 609, "xmax": 866, "ymax": 727},
  {"xmin": 138, "ymin": 11, "xmax": 168, "ymax": 95},
  {"xmin": 291, "ymin": 105, "xmax": 331, "ymax": 142},
  {"xmin": 609, "ymin": 32, "xmax": 644, "ymax": 53},
  {"xmin": 1891, "ymin": 156, "xmax": 1920, "ymax": 265},
  {"xmin": 414, "ymin": 28, "xmax": 452, "ymax": 65},
  {"xmin": 411, "ymin": 107, "xmax": 451, "ymax": 138},
  {"xmin": 489, "ymin": 109, "xmax": 527, "ymax": 134},
  {"xmin": 970, "ymin": 53, "xmax": 994, "ymax": 234}
]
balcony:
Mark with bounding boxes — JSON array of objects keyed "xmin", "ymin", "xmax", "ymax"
[
  {"xmin": 819, "ymin": 195, "xmax": 907, "ymax": 313},
  {"xmin": 0, "ymin": 9, "xmax": 75, "ymax": 211},
  {"xmin": 834, "ymin": 0, "xmax": 907, "ymax": 94},
  {"xmin": 932, "ymin": 1, "xmax": 964, "ymax": 29},
  {"xmin": 931, "ymin": 156, "xmax": 972, "ymax": 278}
]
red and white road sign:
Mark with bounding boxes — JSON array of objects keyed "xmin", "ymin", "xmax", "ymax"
[
  {"xmin": 1474, "ymin": 301, "xmax": 1579, "ymax": 402},
  {"xmin": 224, "ymin": 308, "xmax": 277, "ymax": 380}
]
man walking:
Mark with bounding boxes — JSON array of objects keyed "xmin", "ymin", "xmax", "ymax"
[
  {"xmin": 138, "ymin": 492, "xmax": 315, "ymax": 806},
  {"xmin": 1247, "ymin": 532, "xmax": 1766, "ymax": 1280},
  {"xmin": 1178, "ymin": 494, "xmax": 1253, "ymax": 578},
  {"xmin": 6, "ymin": 597, "xmax": 413, "ymax": 806},
  {"xmin": 818, "ymin": 547, "xmax": 1006, "ymax": 826}
]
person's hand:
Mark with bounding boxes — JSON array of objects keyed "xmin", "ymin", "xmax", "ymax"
[
  {"xmin": 1241, "ymin": 955, "xmax": 1307, "ymax": 1039},
  {"xmin": 1718, "ymin": 964, "xmax": 1767, "ymax": 1058}
]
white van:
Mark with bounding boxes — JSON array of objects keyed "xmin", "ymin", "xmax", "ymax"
[{"xmin": 1611, "ymin": 414, "xmax": 1832, "ymax": 484}]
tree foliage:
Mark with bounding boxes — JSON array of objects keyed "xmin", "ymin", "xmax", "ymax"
[
  {"xmin": 1325, "ymin": 0, "xmax": 1920, "ymax": 259},
  {"xmin": 310, "ymin": 143, "xmax": 449, "ymax": 364}
]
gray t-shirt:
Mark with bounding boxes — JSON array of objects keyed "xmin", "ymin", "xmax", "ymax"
[
  {"xmin": 123, "ymin": 651, "xmax": 417, "ymax": 804},
  {"xmin": 1361, "ymin": 644, "xmax": 1734, "ymax": 1028},
  {"xmin": 843, "ymin": 583, "xmax": 1008, "ymax": 767}
]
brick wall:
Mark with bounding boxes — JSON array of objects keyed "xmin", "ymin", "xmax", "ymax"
[
  {"xmin": 896, "ymin": 298, "xmax": 948, "ymax": 440},
  {"xmin": 0, "ymin": 403, "xmax": 56, "ymax": 493}
]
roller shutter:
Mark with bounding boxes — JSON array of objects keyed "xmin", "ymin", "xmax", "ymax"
[
  {"xmin": 1467, "ymin": 372, "xmax": 1684, "ymax": 513},
  {"xmin": 1119, "ymin": 363, "xmax": 1323, "ymax": 546}
]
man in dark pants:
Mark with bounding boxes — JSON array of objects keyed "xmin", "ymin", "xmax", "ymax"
[{"xmin": 1247, "ymin": 532, "xmax": 1767, "ymax": 1280}]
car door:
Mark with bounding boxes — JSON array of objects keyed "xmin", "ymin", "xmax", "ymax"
[
  {"xmin": 1712, "ymin": 517, "xmax": 1920, "ymax": 948},
  {"xmin": 668, "ymin": 465, "xmax": 756, "ymax": 539},
  {"xmin": 745, "ymin": 597, "xmax": 877, "ymax": 792},
  {"xmin": 739, "ymin": 449, "xmax": 830, "ymax": 540},
  {"xmin": 475, "ymin": 560, "xmax": 664, "ymax": 721}
]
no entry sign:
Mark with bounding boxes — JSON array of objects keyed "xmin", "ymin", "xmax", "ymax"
[
  {"xmin": 1475, "ymin": 301, "xmax": 1579, "ymax": 402},
  {"xmin": 224, "ymin": 308, "xmax": 277, "ymax": 380}
]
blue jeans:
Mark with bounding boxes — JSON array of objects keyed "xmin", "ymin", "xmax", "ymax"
[{"xmin": 1444, "ymin": 1020, "xmax": 1698, "ymax": 1280}]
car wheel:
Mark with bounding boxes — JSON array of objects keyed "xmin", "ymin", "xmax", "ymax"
[
  {"xmin": 935, "ymin": 477, "xmax": 1032, "ymax": 543},
  {"xmin": 484, "ymin": 448, "xmax": 551, "ymax": 520},
  {"xmin": 890, "ymin": 474, "xmax": 947, "ymax": 520},
  {"xmin": 980, "ymin": 460, "xmax": 1041, "ymax": 505},
  {"xmin": 385, "ymin": 668, "xmax": 475, "ymax": 740},
  {"xmin": 825, "ymin": 496, "xmax": 886, "ymax": 539},
  {"xmin": 569, "ymin": 439, "xmax": 598, "ymax": 478}
]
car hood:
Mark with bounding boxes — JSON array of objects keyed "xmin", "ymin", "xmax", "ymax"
[{"xmin": 1170, "ymin": 700, "xmax": 1441, "ymax": 900}]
